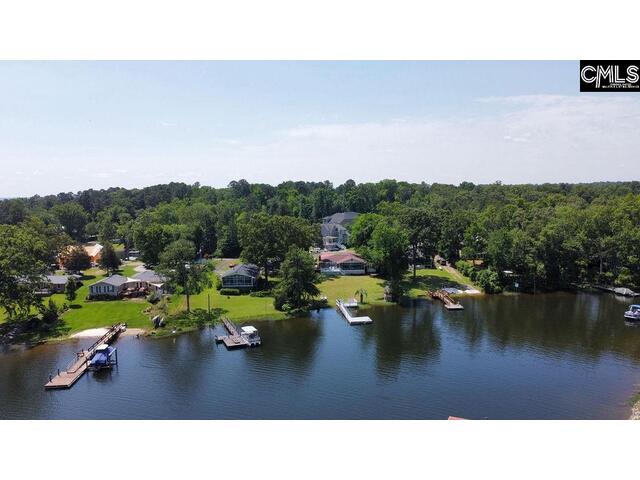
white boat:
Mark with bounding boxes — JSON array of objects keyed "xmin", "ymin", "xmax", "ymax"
[
  {"xmin": 624, "ymin": 305, "xmax": 640, "ymax": 321},
  {"xmin": 240, "ymin": 326, "xmax": 261, "ymax": 346},
  {"xmin": 615, "ymin": 287, "xmax": 638, "ymax": 297}
]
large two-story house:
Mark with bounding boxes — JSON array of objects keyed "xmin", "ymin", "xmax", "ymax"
[{"xmin": 321, "ymin": 211, "xmax": 359, "ymax": 251}]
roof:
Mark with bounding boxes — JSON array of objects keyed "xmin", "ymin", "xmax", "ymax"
[
  {"xmin": 319, "ymin": 251, "xmax": 366, "ymax": 264},
  {"xmin": 321, "ymin": 223, "xmax": 347, "ymax": 237},
  {"xmin": 241, "ymin": 326, "xmax": 258, "ymax": 334},
  {"xmin": 322, "ymin": 211, "xmax": 359, "ymax": 226},
  {"xmin": 92, "ymin": 274, "xmax": 129, "ymax": 287},
  {"xmin": 46, "ymin": 274, "xmax": 73, "ymax": 285},
  {"xmin": 84, "ymin": 243, "xmax": 103, "ymax": 257},
  {"xmin": 221, "ymin": 263, "xmax": 260, "ymax": 278},
  {"xmin": 132, "ymin": 269, "xmax": 166, "ymax": 283}
]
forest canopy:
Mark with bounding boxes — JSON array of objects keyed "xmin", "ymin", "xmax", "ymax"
[{"xmin": 1, "ymin": 179, "xmax": 640, "ymax": 301}]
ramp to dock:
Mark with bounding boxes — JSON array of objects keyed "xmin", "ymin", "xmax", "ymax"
[
  {"xmin": 336, "ymin": 300, "xmax": 373, "ymax": 324},
  {"xmin": 429, "ymin": 290, "xmax": 464, "ymax": 310},
  {"xmin": 45, "ymin": 323, "xmax": 126, "ymax": 390},
  {"xmin": 215, "ymin": 318, "xmax": 250, "ymax": 349}
]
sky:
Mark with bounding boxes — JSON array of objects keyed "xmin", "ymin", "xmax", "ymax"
[{"xmin": 1, "ymin": 61, "xmax": 639, "ymax": 197}]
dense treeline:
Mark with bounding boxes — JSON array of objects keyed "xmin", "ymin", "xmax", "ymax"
[{"xmin": 2, "ymin": 179, "xmax": 640, "ymax": 315}]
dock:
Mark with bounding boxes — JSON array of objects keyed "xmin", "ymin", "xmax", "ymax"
[
  {"xmin": 45, "ymin": 323, "xmax": 126, "ymax": 390},
  {"xmin": 336, "ymin": 299, "xmax": 373, "ymax": 324},
  {"xmin": 215, "ymin": 318, "xmax": 261, "ymax": 349},
  {"xmin": 429, "ymin": 290, "xmax": 464, "ymax": 310}
]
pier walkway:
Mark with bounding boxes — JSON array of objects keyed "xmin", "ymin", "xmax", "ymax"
[
  {"xmin": 429, "ymin": 290, "xmax": 464, "ymax": 310},
  {"xmin": 45, "ymin": 323, "xmax": 126, "ymax": 390},
  {"xmin": 215, "ymin": 318, "xmax": 261, "ymax": 349},
  {"xmin": 336, "ymin": 300, "xmax": 373, "ymax": 325}
]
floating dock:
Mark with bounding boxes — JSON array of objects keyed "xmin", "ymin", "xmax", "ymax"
[
  {"xmin": 45, "ymin": 323, "xmax": 126, "ymax": 390},
  {"xmin": 336, "ymin": 299, "xmax": 373, "ymax": 324},
  {"xmin": 215, "ymin": 318, "xmax": 261, "ymax": 349},
  {"xmin": 429, "ymin": 290, "xmax": 464, "ymax": 310}
]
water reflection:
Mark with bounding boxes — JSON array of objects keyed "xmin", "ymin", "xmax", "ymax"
[
  {"xmin": 359, "ymin": 302, "xmax": 442, "ymax": 378},
  {"xmin": 1, "ymin": 292, "xmax": 640, "ymax": 419}
]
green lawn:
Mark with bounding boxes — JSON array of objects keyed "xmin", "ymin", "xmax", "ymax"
[
  {"xmin": 1, "ymin": 262, "xmax": 477, "ymax": 339},
  {"xmin": 1, "ymin": 261, "xmax": 153, "ymax": 336},
  {"xmin": 168, "ymin": 281, "xmax": 288, "ymax": 322},
  {"xmin": 317, "ymin": 267, "xmax": 478, "ymax": 308}
]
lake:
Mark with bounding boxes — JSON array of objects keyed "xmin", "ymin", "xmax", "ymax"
[{"xmin": 1, "ymin": 292, "xmax": 640, "ymax": 419}]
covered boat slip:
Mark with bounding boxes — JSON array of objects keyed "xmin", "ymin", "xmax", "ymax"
[
  {"xmin": 215, "ymin": 318, "xmax": 262, "ymax": 349},
  {"xmin": 89, "ymin": 344, "xmax": 118, "ymax": 370},
  {"xmin": 44, "ymin": 324, "xmax": 126, "ymax": 389}
]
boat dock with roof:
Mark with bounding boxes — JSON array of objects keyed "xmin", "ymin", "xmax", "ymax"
[
  {"xmin": 44, "ymin": 323, "xmax": 126, "ymax": 390},
  {"xmin": 215, "ymin": 318, "xmax": 261, "ymax": 349}
]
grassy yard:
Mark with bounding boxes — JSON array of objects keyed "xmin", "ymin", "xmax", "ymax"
[
  {"xmin": 168, "ymin": 285, "xmax": 287, "ymax": 322},
  {"xmin": 1, "ymin": 261, "xmax": 153, "ymax": 336},
  {"xmin": 317, "ymin": 267, "xmax": 477, "ymax": 308},
  {"xmin": 1, "ymin": 260, "xmax": 477, "ymax": 340}
]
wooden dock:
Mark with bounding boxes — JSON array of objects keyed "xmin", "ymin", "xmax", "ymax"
[
  {"xmin": 429, "ymin": 290, "xmax": 464, "ymax": 310},
  {"xmin": 215, "ymin": 318, "xmax": 261, "ymax": 349},
  {"xmin": 336, "ymin": 299, "xmax": 373, "ymax": 324},
  {"xmin": 45, "ymin": 323, "xmax": 126, "ymax": 390}
]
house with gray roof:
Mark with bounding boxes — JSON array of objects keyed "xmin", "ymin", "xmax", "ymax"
[
  {"xmin": 220, "ymin": 264, "xmax": 260, "ymax": 290},
  {"xmin": 322, "ymin": 211, "xmax": 359, "ymax": 227},
  {"xmin": 39, "ymin": 274, "xmax": 81, "ymax": 294},
  {"xmin": 132, "ymin": 269, "xmax": 167, "ymax": 294},
  {"xmin": 321, "ymin": 212, "xmax": 358, "ymax": 250},
  {"xmin": 88, "ymin": 274, "xmax": 149, "ymax": 298}
]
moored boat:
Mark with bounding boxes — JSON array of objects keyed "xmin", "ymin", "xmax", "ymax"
[
  {"xmin": 624, "ymin": 305, "xmax": 640, "ymax": 321},
  {"xmin": 88, "ymin": 344, "xmax": 118, "ymax": 370}
]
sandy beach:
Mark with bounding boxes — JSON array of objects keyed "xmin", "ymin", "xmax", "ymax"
[{"xmin": 70, "ymin": 327, "xmax": 146, "ymax": 338}]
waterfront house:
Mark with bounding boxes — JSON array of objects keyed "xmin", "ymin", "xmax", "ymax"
[
  {"xmin": 320, "ymin": 212, "xmax": 358, "ymax": 251},
  {"xmin": 322, "ymin": 211, "xmax": 359, "ymax": 227},
  {"xmin": 318, "ymin": 251, "xmax": 367, "ymax": 275},
  {"xmin": 88, "ymin": 274, "xmax": 149, "ymax": 298},
  {"xmin": 321, "ymin": 223, "xmax": 349, "ymax": 250},
  {"xmin": 132, "ymin": 269, "xmax": 167, "ymax": 294},
  {"xmin": 220, "ymin": 264, "xmax": 260, "ymax": 290}
]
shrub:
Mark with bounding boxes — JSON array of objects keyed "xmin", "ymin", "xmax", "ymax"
[
  {"xmin": 475, "ymin": 269, "xmax": 503, "ymax": 294},
  {"xmin": 220, "ymin": 288, "xmax": 241, "ymax": 296},
  {"xmin": 456, "ymin": 260, "xmax": 475, "ymax": 278},
  {"xmin": 147, "ymin": 291, "xmax": 161, "ymax": 304},
  {"xmin": 249, "ymin": 290, "xmax": 271, "ymax": 297}
]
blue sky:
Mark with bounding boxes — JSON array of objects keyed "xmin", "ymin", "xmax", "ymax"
[{"xmin": 1, "ymin": 61, "xmax": 638, "ymax": 197}]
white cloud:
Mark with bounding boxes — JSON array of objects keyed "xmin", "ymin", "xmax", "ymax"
[
  {"xmin": 216, "ymin": 95, "xmax": 640, "ymax": 186},
  {"xmin": 2, "ymin": 94, "xmax": 640, "ymax": 197}
]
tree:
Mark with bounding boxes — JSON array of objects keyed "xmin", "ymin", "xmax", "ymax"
[
  {"xmin": 400, "ymin": 207, "xmax": 439, "ymax": 280},
  {"xmin": 237, "ymin": 212, "xmax": 316, "ymax": 285},
  {"xmin": 99, "ymin": 242, "xmax": 121, "ymax": 274},
  {"xmin": 65, "ymin": 277, "xmax": 79, "ymax": 302},
  {"xmin": 349, "ymin": 213, "xmax": 383, "ymax": 248},
  {"xmin": 0, "ymin": 225, "xmax": 49, "ymax": 319},
  {"xmin": 60, "ymin": 245, "xmax": 92, "ymax": 272},
  {"xmin": 273, "ymin": 247, "xmax": 320, "ymax": 310},
  {"xmin": 52, "ymin": 202, "xmax": 88, "ymax": 241},
  {"xmin": 354, "ymin": 288, "xmax": 368, "ymax": 304},
  {"xmin": 157, "ymin": 239, "xmax": 211, "ymax": 313},
  {"xmin": 367, "ymin": 223, "xmax": 409, "ymax": 301}
]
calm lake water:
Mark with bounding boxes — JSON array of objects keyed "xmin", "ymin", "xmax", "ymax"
[{"xmin": 1, "ymin": 292, "xmax": 640, "ymax": 419}]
